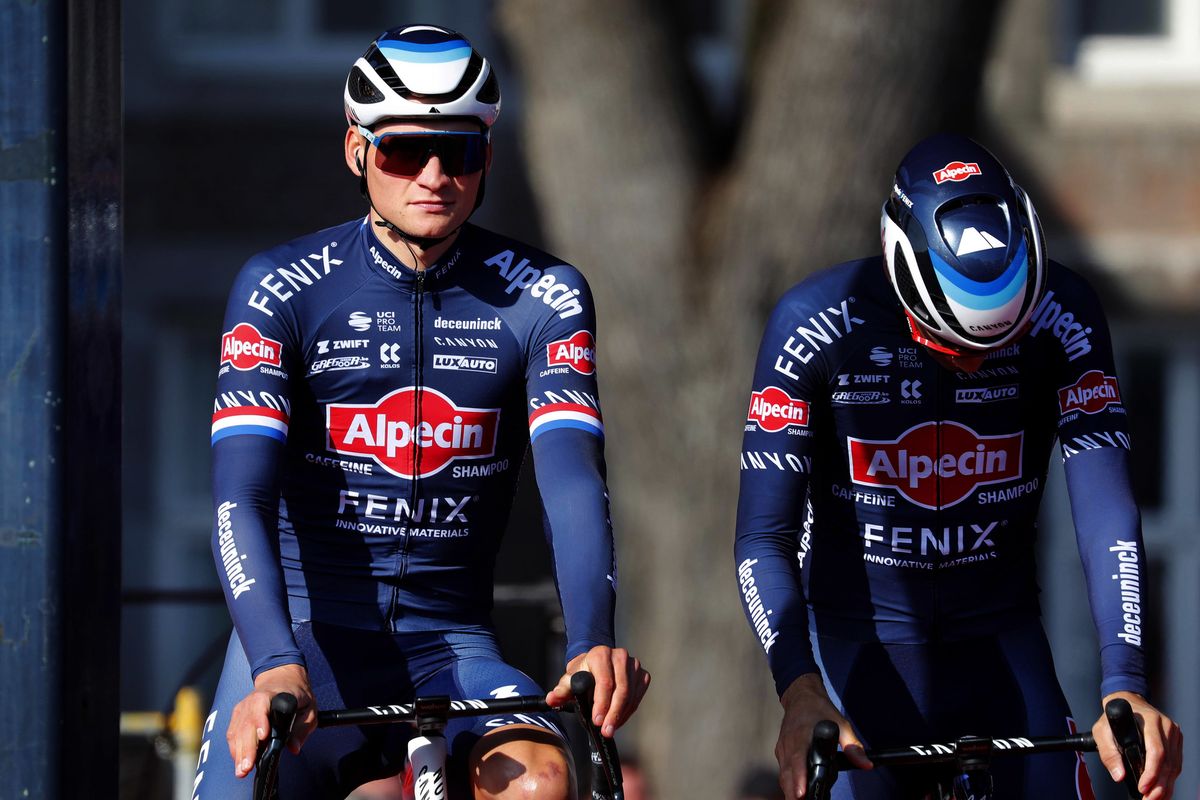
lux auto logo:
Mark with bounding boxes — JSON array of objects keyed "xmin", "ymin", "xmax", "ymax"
[
  {"xmin": 848, "ymin": 421, "xmax": 1023, "ymax": 509},
  {"xmin": 327, "ymin": 387, "xmax": 499, "ymax": 479}
]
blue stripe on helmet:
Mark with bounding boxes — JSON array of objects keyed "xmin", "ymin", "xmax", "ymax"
[
  {"xmin": 379, "ymin": 39, "xmax": 471, "ymax": 58},
  {"xmin": 930, "ymin": 238, "xmax": 1028, "ymax": 310}
]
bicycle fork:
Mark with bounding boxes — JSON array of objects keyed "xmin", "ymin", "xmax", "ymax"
[
  {"xmin": 408, "ymin": 697, "xmax": 450, "ymax": 800},
  {"xmin": 946, "ymin": 735, "xmax": 994, "ymax": 800}
]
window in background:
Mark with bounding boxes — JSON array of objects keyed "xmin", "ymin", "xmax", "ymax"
[
  {"xmin": 1080, "ymin": 0, "xmax": 1164, "ymax": 36},
  {"xmin": 1065, "ymin": 0, "xmax": 1200, "ymax": 83},
  {"xmin": 157, "ymin": 0, "xmax": 490, "ymax": 74}
]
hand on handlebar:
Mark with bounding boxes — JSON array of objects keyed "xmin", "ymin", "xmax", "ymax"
[
  {"xmin": 545, "ymin": 645, "xmax": 650, "ymax": 738},
  {"xmin": 777, "ymin": 674, "xmax": 871, "ymax": 799},
  {"xmin": 227, "ymin": 663, "xmax": 317, "ymax": 778},
  {"xmin": 1093, "ymin": 692, "xmax": 1182, "ymax": 800}
]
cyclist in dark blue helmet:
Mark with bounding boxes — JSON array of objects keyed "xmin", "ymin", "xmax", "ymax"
[
  {"xmin": 194, "ymin": 24, "xmax": 649, "ymax": 800},
  {"xmin": 735, "ymin": 133, "xmax": 1181, "ymax": 799}
]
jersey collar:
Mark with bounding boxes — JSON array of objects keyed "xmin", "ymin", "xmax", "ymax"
[{"xmin": 360, "ymin": 218, "xmax": 466, "ymax": 292}]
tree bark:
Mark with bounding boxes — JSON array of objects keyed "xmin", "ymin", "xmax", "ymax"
[{"xmin": 498, "ymin": 2, "xmax": 1002, "ymax": 796}]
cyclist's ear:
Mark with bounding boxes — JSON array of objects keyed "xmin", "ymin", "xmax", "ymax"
[{"xmin": 344, "ymin": 126, "xmax": 366, "ymax": 177}]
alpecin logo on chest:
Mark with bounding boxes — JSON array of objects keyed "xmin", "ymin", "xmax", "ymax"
[
  {"xmin": 848, "ymin": 421, "xmax": 1023, "ymax": 509},
  {"xmin": 327, "ymin": 387, "xmax": 499, "ymax": 479}
]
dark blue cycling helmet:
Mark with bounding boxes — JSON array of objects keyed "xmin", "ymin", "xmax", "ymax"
[{"xmin": 881, "ymin": 133, "xmax": 1046, "ymax": 354}]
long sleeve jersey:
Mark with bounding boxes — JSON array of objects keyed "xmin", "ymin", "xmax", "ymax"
[
  {"xmin": 734, "ymin": 257, "xmax": 1148, "ymax": 699},
  {"xmin": 211, "ymin": 219, "xmax": 616, "ymax": 678}
]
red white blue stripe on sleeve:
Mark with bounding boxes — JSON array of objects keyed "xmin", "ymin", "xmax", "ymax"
[
  {"xmin": 211, "ymin": 406, "xmax": 290, "ymax": 445},
  {"xmin": 528, "ymin": 403, "xmax": 604, "ymax": 440}
]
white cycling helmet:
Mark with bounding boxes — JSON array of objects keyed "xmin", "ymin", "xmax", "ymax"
[{"xmin": 344, "ymin": 25, "xmax": 500, "ymax": 129}]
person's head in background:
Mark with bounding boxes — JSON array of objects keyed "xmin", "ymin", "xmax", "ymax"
[{"xmin": 735, "ymin": 764, "xmax": 785, "ymax": 800}]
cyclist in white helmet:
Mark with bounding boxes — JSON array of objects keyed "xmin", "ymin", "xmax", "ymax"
[{"xmin": 196, "ymin": 24, "xmax": 648, "ymax": 799}]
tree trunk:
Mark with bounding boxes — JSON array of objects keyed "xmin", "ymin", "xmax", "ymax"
[{"xmin": 498, "ymin": 2, "xmax": 1002, "ymax": 796}]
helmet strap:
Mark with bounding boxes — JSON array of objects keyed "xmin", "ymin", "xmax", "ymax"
[
  {"xmin": 902, "ymin": 311, "xmax": 988, "ymax": 373},
  {"xmin": 358, "ymin": 153, "xmax": 462, "ymax": 251}
]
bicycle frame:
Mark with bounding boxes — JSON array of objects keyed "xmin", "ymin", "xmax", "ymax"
[
  {"xmin": 253, "ymin": 672, "xmax": 622, "ymax": 800},
  {"xmin": 806, "ymin": 697, "xmax": 1145, "ymax": 800}
]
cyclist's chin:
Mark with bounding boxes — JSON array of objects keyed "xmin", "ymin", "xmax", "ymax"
[{"xmin": 399, "ymin": 207, "xmax": 468, "ymax": 239}]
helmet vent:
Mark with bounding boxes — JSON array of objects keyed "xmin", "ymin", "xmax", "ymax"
[
  {"xmin": 365, "ymin": 44, "xmax": 408, "ymax": 94},
  {"xmin": 476, "ymin": 69, "xmax": 500, "ymax": 104},
  {"xmin": 894, "ymin": 246, "xmax": 936, "ymax": 328},
  {"xmin": 348, "ymin": 66, "xmax": 384, "ymax": 104}
]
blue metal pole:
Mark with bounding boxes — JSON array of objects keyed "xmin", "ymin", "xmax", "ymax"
[
  {"xmin": 0, "ymin": 1, "xmax": 67, "ymax": 795},
  {"xmin": 0, "ymin": 0, "xmax": 120, "ymax": 795}
]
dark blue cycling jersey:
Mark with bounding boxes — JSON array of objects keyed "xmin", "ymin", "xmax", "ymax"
[
  {"xmin": 210, "ymin": 219, "xmax": 616, "ymax": 678},
  {"xmin": 734, "ymin": 257, "xmax": 1148, "ymax": 700}
]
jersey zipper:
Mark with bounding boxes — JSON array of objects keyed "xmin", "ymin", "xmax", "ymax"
[
  {"xmin": 396, "ymin": 270, "xmax": 425, "ymax": 603},
  {"xmin": 932, "ymin": 358, "xmax": 944, "ymax": 642},
  {"xmin": 409, "ymin": 270, "xmax": 426, "ymax": 539}
]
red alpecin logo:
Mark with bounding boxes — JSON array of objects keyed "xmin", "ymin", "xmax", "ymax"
[
  {"xmin": 547, "ymin": 330, "xmax": 597, "ymax": 375},
  {"xmin": 748, "ymin": 386, "xmax": 810, "ymax": 433},
  {"xmin": 848, "ymin": 421, "xmax": 1023, "ymax": 509},
  {"xmin": 327, "ymin": 387, "xmax": 500, "ymax": 479},
  {"xmin": 933, "ymin": 161, "xmax": 982, "ymax": 184},
  {"xmin": 1058, "ymin": 370, "xmax": 1121, "ymax": 415},
  {"xmin": 221, "ymin": 323, "xmax": 282, "ymax": 371}
]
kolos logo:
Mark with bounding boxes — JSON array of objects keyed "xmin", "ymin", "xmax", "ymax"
[
  {"xmin": 221, "ymin": 323, "xmax": 282, "ymax": 370},
  {"xmin": 327, "ymin": 387, "xmax": 499, "ymax": 479},
  {"xmin": 933, "ymin": 161, "xmax": 982, "ymax": 184},
  {"xmin": 748, "ymin": 386, "xmax": 810, "ymax": 433},
  {"xmin": 547, "ymin": 330, "xmax": 596, "ymax": 374},
  {"xmin": 848, "ymin": 421, "xmax": 1022, "ymax": 509},
  {"xmin": 1058, "ymin": 370, "xmax": 1121, "ymax": 415}
]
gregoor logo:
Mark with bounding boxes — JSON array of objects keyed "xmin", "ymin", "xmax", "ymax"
[
  {"xmin": 547, "ymin": 330, "xmax": 596, "ymax": 374},
  {"xmin": 221, "ymin": 323, "xmax": 282, "ymax": 371},
  {"xmin": 933, "ymin": 161, "xmax": 982, "ymax": 184},
  {"xmin": 327, "ymin": 387, "xmax": 499, "ymax": 479},
  {"xmin": 748, "ymin": 387, "xmax": 809, "ymax": 433},
  {"xmin": 848, "ymin": 421, "xmax": 1022, "ymax": 509},
  {"xmin": 1058, "ymin": 370, "xmax": 1121, "ymax": 415}
]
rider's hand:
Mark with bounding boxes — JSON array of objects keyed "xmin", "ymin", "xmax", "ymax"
[
  {"xmin": 1093, "ymin": 691, "xmax": 1182, "ymax": 800},
  {"xmin": 226, "ymin": 663, "xmax": 318, "ymax": 779},
  {"xmin": 776, "ymin": 673, "xmax": 871, "ymax": 799},
  {"xmin": 545, "ymin": 645, "xmax": 650, "ymax": 738}
]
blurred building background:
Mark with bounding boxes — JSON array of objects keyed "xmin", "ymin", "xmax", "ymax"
[{"xmin": 117, "ymin": 1, "xmax": 1199, "ymax": 798}]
